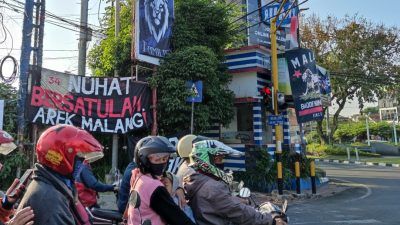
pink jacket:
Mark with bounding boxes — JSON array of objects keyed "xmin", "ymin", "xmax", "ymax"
[{"xmin": 127, "ymin": 169, "xmax": 165, "ymax": 225}]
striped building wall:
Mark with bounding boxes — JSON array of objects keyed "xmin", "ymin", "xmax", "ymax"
[
  {"xmin": 253, "ymin": 100, "xmax": 263, "ymax": 146},
  {"xmin": 268, "ymin": 110, "xmax": 291, "ymax": 155},
  {"xmin": 224, "ymin": 144, "xmax": 246, "ymax": 171}
]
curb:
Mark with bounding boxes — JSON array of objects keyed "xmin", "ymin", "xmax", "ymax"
[{"xmin": 314, "ymin": 158, "xmax": 400, "ymax": 168}]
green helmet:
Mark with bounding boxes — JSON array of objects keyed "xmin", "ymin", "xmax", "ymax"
[{"xmin": 189, "ymin": 140, "xmax": 244, "ymax": 184}]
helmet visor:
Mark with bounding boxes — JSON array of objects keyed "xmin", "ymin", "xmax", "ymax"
[
  {"xmin": 77, "ymin": 151, "xmax": 104, "ymax": 163},
  {"xmin": 148, "ymin": 152, "xmax": 171, "ymax": 164},
  {"xmin": 0, "ymin": 142, "xmax": 17, "ymax": 155}
]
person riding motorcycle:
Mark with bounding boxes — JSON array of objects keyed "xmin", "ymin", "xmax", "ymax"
[
  {"xmin": 127, "ymin": 136, "xmax": 196, "ymax": 225},
  {"xmin": 17, "ymin": 124, "xmax": 104, "ymax": 225},
  {"xmin": 74, "ymin": 159, "xmax": 117, "ymax": 208},
  {"xmin": 184, "ymin": 140, "xmax": 287, "ymax": 225},
  {"xmin": 0, "ymin": 129, "xmax": 34, "ymax": 225},
  {"xmin": 176, "ymin": 135, "xmax": 208, "ymax": 185}
]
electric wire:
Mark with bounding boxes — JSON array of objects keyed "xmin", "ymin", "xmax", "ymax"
[{"xmin": 230, "ymin": 0, "xmax": 308, "ymax": 35}]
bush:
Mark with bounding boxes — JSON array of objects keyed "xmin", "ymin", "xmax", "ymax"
[
  {"xmin": 307, "ymin": 143, "xmax": 380, "ymax": 157},
  {"xmin": 0, "ymin": 152, "xmax": 29, "ymax": 190},
  {"xmin": 234, "ymin": 147, "xmax": 312, "ymax": 192}
]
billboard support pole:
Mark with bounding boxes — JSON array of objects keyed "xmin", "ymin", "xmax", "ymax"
[
  {"xmin": 190, "ymin": 101, "xmax": 194, "ymax": 134},
  {"xmin": 270, "ymin": 0, "xmax": 288, "ymax": 196}
]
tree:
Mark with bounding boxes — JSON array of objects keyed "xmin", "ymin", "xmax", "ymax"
[
  {"xmin": 0, "ymin": 82, "xmax": 17, "ymax": 134},
  {"xmin": 362, "ymin": 107, "xmax": 379, "ymax": 115},
  {"xmin": 151, "ymin": 46, "xmax": 234, "ymax": 134},
  {"xmin": 301, "ymin": 15, "xmax": 400, "ymax": 144},
  {"xmin": 150, "ymin": 0, "xmax": 241, "ymax": 134},
  {"xmin": 88, "ymin": 0, "xmax": 132, "ymax": 77}
]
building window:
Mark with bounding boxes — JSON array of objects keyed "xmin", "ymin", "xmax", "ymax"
[{"xmin": 237, "ymin": 103, "xmax": 253, "ymax": 132}]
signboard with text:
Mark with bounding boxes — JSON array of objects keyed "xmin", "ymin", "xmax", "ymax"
[
  {"xmin": 135, "ymin": 0, "xmax": 174, "ymax": 65},
  {"xmin": 286, "ymin": 48, "xmax": 323, "ymax": 123},
  {"xmin": 26, "ymin": 69, "xmax": 152, "ymax": 134}
]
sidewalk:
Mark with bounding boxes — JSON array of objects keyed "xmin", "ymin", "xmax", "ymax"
[{"xmin": 314, "ymin": 158, "xmax": 400, "ymax": 168}]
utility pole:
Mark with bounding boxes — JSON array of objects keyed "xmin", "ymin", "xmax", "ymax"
[
  {"xmin": 326, "ymin": 107, "xmax": 331, "ymax": 145},
  {"xmin": 366, "ymin": 113, "xmax": 371, "ymax": 146},
  {"xmin": 112, "ymin": 0, "xmax": 121, "ymax": 171},
  {"xmin": 18, "ymin": 0, "xmax": 45, "ymax": 168},
  {"xmin": 78, "ymin": 0, "xmax": 89, "ymax": 76},
  {"xmin": 394, "ymin": 116, "xmax": 398, "ymax": 146},
  {"xmin": 17, "ymin": 0, "xmax": 35, "ymax": 152},
  {"xmin": 270, "ymin": 0, "xmax": 288, "ymax": 195}
]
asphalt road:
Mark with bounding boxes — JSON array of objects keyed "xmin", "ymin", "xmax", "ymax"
[{"xmin": 287, "ymin": 163, "xmax": 400, "ymax": 225}]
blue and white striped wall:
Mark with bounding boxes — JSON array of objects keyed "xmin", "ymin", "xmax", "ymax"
[
  {"xmin": 224, "ymin": 46, "xmax": 271, "ymax": 73},
  {"xmin": 268, "ymin": 110, "xmax": 291, "ymax": 155},
  {"xmin": 225, "ymin": 144, "xmax": 246, "ymax": 171},
  {"xmin": 253, "ymin": 100, "xmax": 263, "ymax": 146}
]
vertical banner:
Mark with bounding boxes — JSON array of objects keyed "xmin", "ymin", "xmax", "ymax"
[
  {"xmin": 0, "ymin": 100, "xmax": 4, "ymax": 129},
  {"xmin": 135, "ymin": 0, "xmax": 174, "ymax": 65},
  {"xmin": 286, "ymin": 48, "xmax": 323, "ymax": 123},
  {"xmin": 317, "ymin": 65, "xmax": 332, "ymax": 107}
]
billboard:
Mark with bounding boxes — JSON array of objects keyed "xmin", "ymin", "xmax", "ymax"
[
  {"xmin": 286, "ymin": 48, "xmax": 323, "ymax": 123},
  {"xmin": 26, "ymin": 69, "xmax": 152, "ymax": 134},
  {"xmin": 135, "ymin": 0, "xmax": 174, "ymax": 65},
  {"xmin": 247, "ymin": 0, "xmax": 299, "ymax": 50}
]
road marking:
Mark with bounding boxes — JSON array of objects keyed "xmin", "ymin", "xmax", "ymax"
[
  {"xmin": 378, "ymin": 163, "xmax": 386, "ymax": 166},
  {"xmin": 330, "ymin": 178, "xmax": 372, "ymax": 202},
  {"xmin": 392, "ymin": 164, "xmax": 399, "ymax": 167},
  {"xmin": 292, "ymin": 219, "xmax": 381, "ymax": 224}
]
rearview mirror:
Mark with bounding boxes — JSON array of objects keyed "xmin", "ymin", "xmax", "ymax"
[
  {"xmin": 129, "ymin": 190, "xmax": 141, "ymax": 209},
  {"xmin": 239, "ymin": 187, "xmax": 251, "ymax": 198}
]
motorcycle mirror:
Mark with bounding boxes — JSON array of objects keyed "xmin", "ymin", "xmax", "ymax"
[
  {"xmin": 237, "ymin": 181, "xmax": 244, "ymax": 191},
  {"xmin": 282, "ymin": 200, "xmax": 288, "ymax": 213},
  {"xmin": 129, "ymin": 190, "xmax": 141, "ymax": 209},
  {"xmin": 239, "ymin": 187, "xmax": 251, "ymax": 198}
]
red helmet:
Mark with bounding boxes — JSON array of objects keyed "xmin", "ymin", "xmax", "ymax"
[
  {"xmin": 36, "ymin": 124, "xmax": 104, "ymax": 176},
  {"xmin": 0, "ymin": 129, "xmax": 17, "ymax": 156}
]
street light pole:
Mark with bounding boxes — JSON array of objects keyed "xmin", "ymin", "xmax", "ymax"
[
  {"xmin": 270, "ymin": 0, "xmax": 288, "ymax": 196},
  {"xmin": 366, "ymin": 113, "xmax": 371, "ymax": 146}
]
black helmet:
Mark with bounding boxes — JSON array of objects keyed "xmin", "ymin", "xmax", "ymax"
[{"xmin": 134, "ymin": 136, "xmax": 175, "ymax": 174}]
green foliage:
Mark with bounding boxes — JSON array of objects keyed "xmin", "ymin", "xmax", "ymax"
[
  {"xmin": 362, "ymin": 107, "xmax": 379, "ymax": 114},
  {"xmin": 151, "ymin": 46, "xmax": 234, "ymax": 134},
  {"xmin": 88, "ymin": 0, "xmax": 132, "ymax": 77},
  {"xmin": 307, "ymin": 143, "xmax": 380, "ymax": 157},
  {"xmin": 234, "ymin": 147, "xmax": 312, "ymax": 193},
  {"xmin": 173, "ymin": 0, "xmax": 244, "ymax": 58},
  {"xmin": 0, "ymin": 82, "xmax": 18, "ymax": 135},
  {"xmin": 0, "ymin": 152, "xmax": 29, "ymax": 189},
  {"xmin": 305, "ymin": 131, "xmax": 320, "ymax": 144},
  {"xmin": 301, "ymin": 15, "xmax": 400, "ymax": 143},
  {"xmin": 334, "ymin": 121, "xmax": 395, "ymax": 142}
]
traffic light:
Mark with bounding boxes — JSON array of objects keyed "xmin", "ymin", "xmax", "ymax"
[{"xmin": 260, "ymin": 85, "xmax": 274, "ymax": 113}]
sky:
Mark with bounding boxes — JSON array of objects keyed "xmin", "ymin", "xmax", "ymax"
[{"xmin": 1, "ymin": 0, "xmax": 400, "ymax": 117}]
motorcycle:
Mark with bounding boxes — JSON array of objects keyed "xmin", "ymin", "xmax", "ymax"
[{"xmin": 238, "ymin": 186, "xmax": 289, "ymax": 224}]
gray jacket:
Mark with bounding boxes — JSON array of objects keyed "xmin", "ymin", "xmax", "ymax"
[
  {"xmin": 18, "ymin": 164, "xmax": 80, "ymax": 225},
  {"xmin": 184, "ymin": 173, "xmax": 273, "ymax": 225}
]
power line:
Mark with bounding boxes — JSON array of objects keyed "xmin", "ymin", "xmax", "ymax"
[
  {"xmin": 0, "ymin": 47, "xmax": 79, "ymax": 51},
  {"xmin": 230, "ymin": 0, "xmax": 309, "ymax": 35}
]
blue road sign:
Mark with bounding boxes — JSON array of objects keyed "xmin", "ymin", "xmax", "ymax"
[
  {"xmin": 268, "ymin": 115, "xmax": 284, "ymax": 126},
  {"xmin": 186, "ymin": 81, "xmax": 203, "ymax": 103},
  {"xmin": 262, "ymin": 1, "xmax": 299, "ymax": 26}
]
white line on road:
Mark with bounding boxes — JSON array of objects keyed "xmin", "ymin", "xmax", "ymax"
[
  {"xmin": 330, "ymin": 178, "xmax": 373, "ymax": 202},
  {"xmin": 292, "ymin": 219, "xmax": 381, "ymax": 224}
]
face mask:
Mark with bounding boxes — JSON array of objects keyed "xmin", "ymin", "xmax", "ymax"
[{"xmin": 149, "ymin": 162, "xmax": 167, "ymax": 177}]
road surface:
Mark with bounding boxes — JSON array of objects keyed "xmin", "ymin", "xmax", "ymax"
[{"xmin": 288, "ymin": 163, "xmax": 400, "ymax": 224}]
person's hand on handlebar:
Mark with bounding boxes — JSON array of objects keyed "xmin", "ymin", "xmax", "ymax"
[
  {"xmin": 5, "ymin": 179, "xmax": 25, "ymax": 205},
  {"xmin": 6, "ymin": 206, "xmax": 34, "ymax": 225}
]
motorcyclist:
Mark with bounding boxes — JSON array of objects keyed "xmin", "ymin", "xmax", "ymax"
[
  {"xmin": 17, "ymin": 124, "xmax": 104, "ymax": 225},
  {"xmin": 74, "ymin": 159, "xmax": 117, "ymax": 208},
  {"xmin": 184, "ymin": 140, "xmax": 286, "ymax": 225},
  {"xmin": 117, "ymin": 161, "xmax": 137, "ymax": 213},
  {"xmin": 0, "ymin": 129, "xmax": 34, "ymax": 225},
  {"xmin": 127, "ymin": 136, "xmax": 196, "ymax": 225},
  {"xmin": 176, "ymin": 135, "xmax": 208, "ymax": 185}
]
